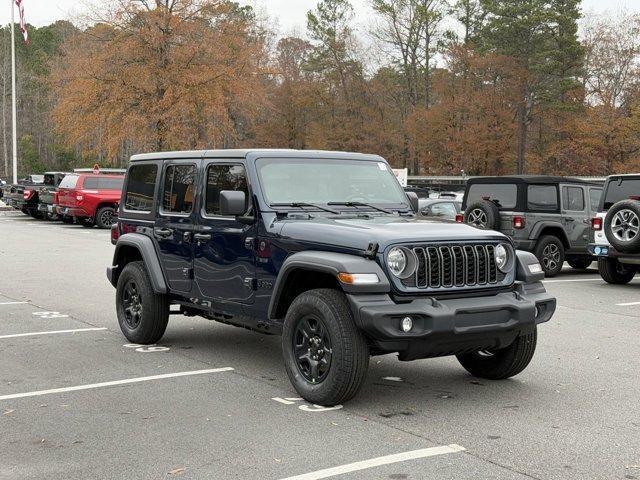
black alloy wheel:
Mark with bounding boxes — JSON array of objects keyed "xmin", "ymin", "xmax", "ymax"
[
  {"xmin": 122, "ymin": 280, "xmax": 143, "ymax": 329},
  {"xmin": 97, "ymin": 206, "xmax": 117, "ymax": 229},
  {"xmin": 293, "ymin": 316, "xmax": 333, "ymax": 384}
]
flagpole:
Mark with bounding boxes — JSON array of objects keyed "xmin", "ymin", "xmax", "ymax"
[{"xmin": 10, "ymin": 0, "xmax": 17, "ymax": 184}]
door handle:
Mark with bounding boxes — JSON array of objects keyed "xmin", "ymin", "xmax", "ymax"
[
  {"xmin": 565, "ymin": 217, "xmax": 575, "ymax": 222},
  {"xmin": 194, "ymin": 233, "xmax": 212, "ymax": 242},
  {"xmin": 154, "ymin": 228, "xmax": 173, "ymax": 239}
]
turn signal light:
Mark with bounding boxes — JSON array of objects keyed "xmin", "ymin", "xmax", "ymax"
[
  {"xmin": 591, "ymin": 217, "xmax": 602, "ymax": 231},
  {"xmin": 337, "ymin": 273, "xmax": 379, "ymax": 285},
  {"xmin": 23, "ymin": 190, "xmax": 33, "ymax": 200},
  {"xmin": 513, "ymin": 216, "xmax": 525, "ymax": 229},
  {"xmin": 455, "ymin": 214, "xmax": 464, "ymax": 223}
]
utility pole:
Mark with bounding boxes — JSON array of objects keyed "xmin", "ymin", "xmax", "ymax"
[{"xmin": 10, "ymin": 0, "xmax": 17, "ymax": 183}]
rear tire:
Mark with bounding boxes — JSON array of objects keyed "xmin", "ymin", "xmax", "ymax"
[
  {"xmin": 96, "ymin": 206, "xmax": 117, "ymax": 229},
  {"xmin": 534, "ymin": 235, "xmax": 565, "ymax": 277},
  {"xmin": 116, "ymin": 261, "xmax": 169, "ymax": 344},
  {"xmin": 282, "ymin": 288, "xmax": 369, "ymax": 406},
  {"xmin": 598, "ymin": 258, "xmax": 635, "ymax": 284},
  {"xmin": 456, "ymin": 328, "xmax": 537, "ymax": 380},
  {"xmin": 567, "ymin": 257, "xmax": 593, "ymax": 270}
]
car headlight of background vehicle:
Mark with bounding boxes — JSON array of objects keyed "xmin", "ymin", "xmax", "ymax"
[
  {"xmin": 387, "ymin": 247, "xmax": 417, "ymax": 279},
  {"xmin": 494, "ymin": 243, "xmax": 513, "ymax": 273}
]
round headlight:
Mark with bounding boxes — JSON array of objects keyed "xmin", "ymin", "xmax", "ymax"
[
  {"xmin": 495, "ymin": 244, "xmax": 510, "ymax": 272},
  {"xmin": 387, "ymin": 247, "xmax": 407, "ymax": 277},
  {"xmin": 387, "ymin": 247, "xmax": 417, "ymax": 279}
]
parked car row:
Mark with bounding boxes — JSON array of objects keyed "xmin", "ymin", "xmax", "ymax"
[
  {"xmin": 1, "ymin": 168, "xmax": 126, "ymax": 229},
  {"xmin": 455, "ymin": 174, "xmax": 640, "ymax": 284}
]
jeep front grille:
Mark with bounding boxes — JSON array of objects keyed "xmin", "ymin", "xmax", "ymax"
[{"xmin": 410, "ymin": 244, "xmax": 502, "ymax": 290}]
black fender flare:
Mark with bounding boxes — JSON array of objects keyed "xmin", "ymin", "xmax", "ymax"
[
  {"xmin": 107, "ymin": 233, "xmax": 167, "ymax": 294},
  {"xmin": 268, "ymin": 251, "xmax": 390, "ymax": 320},
  {"xmin": 528, "ymin": 221, "xmax": 570, "ymax": 247}
]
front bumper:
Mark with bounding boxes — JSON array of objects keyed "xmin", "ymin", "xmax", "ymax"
[
  {"xmin": 512, "ymin": 238, "xmax": 536, "ymax": 251},
  {"xmin": 347, "ymin": 282, "xmax": 556, "ymax": 360}
]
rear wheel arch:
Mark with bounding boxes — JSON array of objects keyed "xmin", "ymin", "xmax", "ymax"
[
  {"xmin": 111, "ymin": 234, "xmax": 167, "ymax": 294},
  {"xmin": 533, "ymin": 224, "xmax": 570, "ymax": 250}
]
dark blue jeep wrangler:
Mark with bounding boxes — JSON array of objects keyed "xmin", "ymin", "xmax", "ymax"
[{"xmin": 107, "ymin": 150, "xmax": 556, "ymax": 405}]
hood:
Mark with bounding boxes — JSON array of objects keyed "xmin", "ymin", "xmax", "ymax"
[{"xmin": 273, "ymin": 214, "xmax": 507, "ymax": 252}]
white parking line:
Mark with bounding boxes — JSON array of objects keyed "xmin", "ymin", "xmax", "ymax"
[
  {"xmin": 543, "ymin": 278, "xmax": 603, "ymax": 284},
  {"xmin": 0, "ymin": 327, "xmax": 107, "ymax": 340},
  {"xmin": 0, "ymin": 301, "xmax": 28, "ymax": 305},
  {"xmin": 0, "ymin": 367, "xmax": 234, "ymax": 401},
  {"xmin": 278, "ymin": 444, "xmax": 466, "ymax": 480},
  {"xmin": 616, "ymin": 301, "xmax": 640, "ymax": 306}
]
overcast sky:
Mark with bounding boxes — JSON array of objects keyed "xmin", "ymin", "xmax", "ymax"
[{"xmin": 0, "ymin": 0, "xmax": 637, "ymax": 33}]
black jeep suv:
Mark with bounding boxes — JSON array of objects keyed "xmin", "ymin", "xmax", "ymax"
[
  {"xmin": 461, "ymin": 176, "xmax": 603, "ymax": 277},
  {"xmin": 107, "ymin": 150, "xmax": 556, "ymax": 405}
]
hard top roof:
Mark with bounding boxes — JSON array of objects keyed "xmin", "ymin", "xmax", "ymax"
[
  {"xmin": 130, "ymin": 149, "xmax": 384, "ymax": 163},
  {"xmin": 468, "ymin": 175, "xmax": 602, "ymax": 186}
]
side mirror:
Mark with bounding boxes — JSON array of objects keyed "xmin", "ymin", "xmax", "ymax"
[
  {"xmin": 406, "ymin": 191, "xmax": 419, "ymax": 213},
  {"xmin": 219, "ymin": 190, "xmax": 246, "ymax": 217}
]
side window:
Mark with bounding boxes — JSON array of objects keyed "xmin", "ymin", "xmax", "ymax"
[
  {"xmin": 562, "ymin": 186, "xmax": 585, "ymax": 211},
  {"xmin": 125, "ymin": 164, "xmax": 158, "ymax": 212},
  {"xmin": 83, "ymin": 177, "xmax": 99, "ymax": 189},
  {"xmin": 205, "ymin": 164, "xmax": 249, "ymax": 216},
  {"xmin": 589, "ymin": 188, "xmax": 602, "ymax": 212},
  {"xmin": 162, "ymin": 164, "xmax": 196, "ymax": 215},
  {"xmin": 527, "ymin": 185, "xmax": 558, "ymax": 211}
]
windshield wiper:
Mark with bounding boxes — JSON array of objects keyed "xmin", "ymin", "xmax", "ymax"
[
  {"xmin": 271, "ymin": 202, "xmax": 341, "ymax": 214},
  {"xmin": 328, "ymin": 201, "xmax": 393, "ymax": 214}
]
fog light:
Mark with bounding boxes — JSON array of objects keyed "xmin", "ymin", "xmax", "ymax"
[{"xmin": 401, "ymin": 317, "xmax": 413, "ymax": 332}]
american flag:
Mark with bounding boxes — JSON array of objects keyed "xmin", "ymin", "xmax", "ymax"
[{"xmin": 15, "ymin": 0, "xmax": 28, "ymax": 44}]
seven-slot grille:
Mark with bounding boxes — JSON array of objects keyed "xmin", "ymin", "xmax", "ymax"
[{"xmin": 410, "ymin": 244, "xmax": 502, "ymax": 289}]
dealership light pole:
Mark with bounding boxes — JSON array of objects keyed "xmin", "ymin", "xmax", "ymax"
[{"xmin": 10, "ymin": 0, "xmax": 17, "ymax": 183}]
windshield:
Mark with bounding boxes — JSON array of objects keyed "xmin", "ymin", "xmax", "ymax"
[
  {"xmin": 601, "ymin": 177, "xmax": 640, "ymax": 210},
  {"xmin": 256, "ymin": 158, "xmax": 409, "ymax": 208}
]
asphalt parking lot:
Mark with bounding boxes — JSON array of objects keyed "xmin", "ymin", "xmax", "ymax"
[{"xmin": 0, "ymin": 209, "xmax": 639, "ymax": 480}]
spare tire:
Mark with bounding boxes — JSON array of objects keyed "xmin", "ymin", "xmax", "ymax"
[
  {"xmin": 604, "ymin": 200, "xmax": 640, "ymax": 253},
  {"xmin": 464, "ymin": 200, "xmax": 500, "ymax": 230}
]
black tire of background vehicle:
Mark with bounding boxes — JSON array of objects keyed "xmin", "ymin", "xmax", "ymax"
[
  {"xmin": 604, "ymin": 200, "xmax": 640, "ymax": 253},
  {"xmin": 456, "ymin": 327, "xmax": 537, "ymax": 379},
  {"xmin": 29, "ymin": 210, "xmax": 42, "ymax": 220},
  {"xmin": 567, "ymin": 257, "xmax": 593, "ymax": 270},
  {"xmin": 116, "ymin": 261, "xmax": 169, "ymax": 344},
  {"xmin": 463, "ymin": 200, "xmax": 500, "ymax": 230},
  {"xmin": 597, "ymin": 258, "xmax": 636, "ymax": 285},
  {"xmin": 282, "ymin": 288, "xmax": 369, "ymax": 406},
  {"xmin": 96, "ymin": 206, "xmax": 117, "ymax": 229},
  {"xmin": 61, "ymin": 215, "xmax": 74, "ymax": 224},
  {"xmin": 81, "ymin": 218, "xmax": 94, "ymax": 228},
  {"xmin": 45, "ymin": 212, "xmax": 58, "ymax": 221},
  {"xmin": 534, "ymin": 235, "xmax": 565, "ymax": 277}
]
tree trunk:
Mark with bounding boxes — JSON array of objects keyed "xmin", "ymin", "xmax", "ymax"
[{"xmin": 516, "ymin": 100, "xmax": 527, "ymax": 175}]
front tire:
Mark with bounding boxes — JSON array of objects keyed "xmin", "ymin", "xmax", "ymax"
[
  {"xmin": 456, "ymin": 328, "xmax": 537, "ymax": 380},
  {"xmin": 598, "ymin": 258, "xmax": 635, "ymax": 284},
  {"xmin": 116, "ymin": 261, "xmax": 169, "ymax": 344},
  {"xmin": 534, "ymin": 235, "xmax": 565, "ymax": 277},
  {"xmin": 282, "ymin": 289, "xmax": 369, "ymax": 406}
]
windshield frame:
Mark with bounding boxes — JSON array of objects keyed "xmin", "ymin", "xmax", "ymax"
[{"xmin": 255, "ymin": 156, "xmax": 411, "ymax": 212}]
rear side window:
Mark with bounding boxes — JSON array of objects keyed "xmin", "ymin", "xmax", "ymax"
[
  {"xmin": 602, "ymin": 178, "xmax": 640, "ymax": 210},
  {"xmin": 58, "ymin": 175, "xmax": 79, "ymax": 189},
  {"xmin": 205, "ymin": 164, "xmax": 249, "ymax": 216},
  {"xmin": 528, "ymin": 185, "xmax": 558, "ymax": 211},
  {"xmin": 562, "ymin": 186, "xmax": 585, "ymax": 211},
  {"xmin": 125, "ymin": 164, "xmax": 158, "ymax": 212},
  {"xmin": 83, "ymin": 177, "xmax": 100, "ymax": 189},
  {"xmin": 98, "ymin": 177, "xmax": 124, "ymax": 190},
  {"xmin": 589, "ymin": 188, "xmax": 602, "ymax": 211},
  {"xmin": 467, "ymin": 184, "xmax": 517, "ymax": 209},
  {"xmin": 162, "ymin": 164, "xmax": 196, "ymax": 215}
]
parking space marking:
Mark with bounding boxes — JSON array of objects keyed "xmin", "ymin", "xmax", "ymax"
[
  {"xmin": 542, "ymin": 278, "xmax": 603, "ymax": 284},
  {"xmin": 279, "ymin": 444, "xmax": 466, "ymax": 480},
  {"xmin": 0, "ymin": 327, "xmax": 107, "ymax": 340},
  {"xmin": 0, "ymin": 301, "xmax": 28, "ymax": 306},
  {"xmin": 0, "ymin": 367, "xmax": 234, "ymax": 401},
  {"xmin": 616, "ymin": 301, "xmax": 640, "ymax": 306}
]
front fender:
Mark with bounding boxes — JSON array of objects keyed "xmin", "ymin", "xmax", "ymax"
[
  {"xmin": 107, "ymin": 233, "xmax": 167, "ymax": 294},
  {"xmin": 268, "ymin": 251, "xmax": 390, "ymax": 320}
]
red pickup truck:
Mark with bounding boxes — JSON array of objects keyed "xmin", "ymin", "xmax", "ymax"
[{"xmin": 57, "ymin": 173, "xmax": 125, "ymax": 228}]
